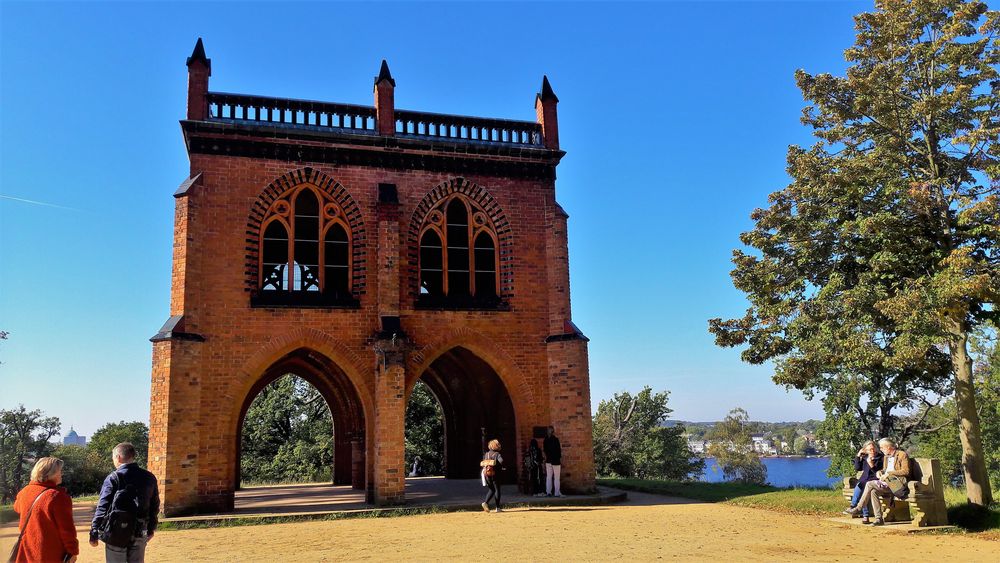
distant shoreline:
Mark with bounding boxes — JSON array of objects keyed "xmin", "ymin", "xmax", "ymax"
[{"xmin": 699, "ymin": 455, "xmax": 831, "ymax": 460}]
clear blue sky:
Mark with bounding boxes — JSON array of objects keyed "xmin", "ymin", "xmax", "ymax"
[{"xmin": 0, "ymin": 1, "xmax": 868, "ymax": 438}]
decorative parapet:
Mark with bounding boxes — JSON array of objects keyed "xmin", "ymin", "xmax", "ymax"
[{"xmin": 202, "ymin": 92, "xmax": 543, "ymax": 148}]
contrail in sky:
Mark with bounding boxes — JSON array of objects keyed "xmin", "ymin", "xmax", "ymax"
[{"xmin": 0, "ymin": 194, "xmax": 84, "ymax": 212}]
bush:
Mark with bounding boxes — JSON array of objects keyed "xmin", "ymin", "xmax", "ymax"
[
  {"xmin": 706, "ymin": 408, "xmax": 767, "ymax": 485},
  {"xmin": 593, "ymin": 387, "xmax": 703, "ymax": 480},
  {"xmin": 51, "ymin": 445, "xmax": 107, "ymax": 496}
]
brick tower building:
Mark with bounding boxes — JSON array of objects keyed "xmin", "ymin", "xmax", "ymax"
[{"xmin": 149, "ymin": 39, "xmax": 595, "ymax": 516}]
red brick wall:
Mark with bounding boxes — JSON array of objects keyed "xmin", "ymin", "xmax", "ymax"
[{"xmin": 151, "ymin": 144, "xmax": 595, "ymax": 513}]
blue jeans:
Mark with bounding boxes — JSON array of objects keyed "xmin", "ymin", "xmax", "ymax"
[{"xmin": 851, "ymin": 484, "xmax": 870, "ymax": 517}]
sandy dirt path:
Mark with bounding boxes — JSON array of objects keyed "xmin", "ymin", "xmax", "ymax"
[{"xmin": 3, "ymin": 492, "xmax": 997, "ymax": 561}]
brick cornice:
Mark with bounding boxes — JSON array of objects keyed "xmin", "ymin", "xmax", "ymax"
[{"xmin": 181, "ymin": 120, "xmax": 562, "ymax": 180}]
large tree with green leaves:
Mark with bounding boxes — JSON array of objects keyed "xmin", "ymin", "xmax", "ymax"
[
  {"xmin": 0, "ymin": 406, "xmax": 60, "ymax": 502},
  {"xmin": 87, "ymin": 421, "xmax": 149, "ymax": 472},
  {"xmin": 240, "ymin": 375, "xmax": 333, "ymax": 484},
  {"xmin": 593, "ymin": 386, "xmax": 704, "ymax": 480},
  {"xmin": 405, "ymin": 381, "xmax": 445, "ymax": 476},
  {"xmin": 709, "ymin": 0, "xmax": 999, "ymax": 505}
]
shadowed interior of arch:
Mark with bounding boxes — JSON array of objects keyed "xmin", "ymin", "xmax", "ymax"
[
  {"xmin": 236, "ymin": 348, "xmax": 366, "ymax": 491},
  {"xmin": 415, "ymin": 346, "xmax": 517, "ymax": 484}
]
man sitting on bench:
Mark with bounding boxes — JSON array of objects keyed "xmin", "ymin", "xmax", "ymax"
[{"xmin": 845, "ymin": 438, "xmax": 910, "ymax": 526}]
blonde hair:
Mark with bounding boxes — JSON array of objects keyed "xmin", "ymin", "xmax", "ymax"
[
  {"xmin": 31, "ymin": 457, "xmax": 64, "ymax": 483},
  {"xmin": 862, "ymin": 440, "xmax": 876, "ymax": 452},
  {"xmin": 488, "ymin": 439, "xmax": 501, "ymax": 451}
]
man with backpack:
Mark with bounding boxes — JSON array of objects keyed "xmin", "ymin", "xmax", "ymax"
[{"xmin": 89, "ymin": 442, "xmax": 160, "ymax": 562}]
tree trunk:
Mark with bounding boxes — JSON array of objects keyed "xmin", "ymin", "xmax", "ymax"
[
  {"xmin": 949, "ymin": 326, "xmax": 994, "ymax": 506},
  {"xmin": 877, "ymin": 403, "xmax": 895, "ymax": 442}
]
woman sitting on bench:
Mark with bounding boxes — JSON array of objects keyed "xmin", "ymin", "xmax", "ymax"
[
  {"xmin": 848, "ymin": 440, "xmax": 883, "ymax": 524},
  {"xmin": 846, "ymin": 438, "xmax": 910, "ymax": 526}
]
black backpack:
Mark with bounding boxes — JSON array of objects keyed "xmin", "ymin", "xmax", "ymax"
[{"xmin": 99, "ymin": 472, "xmax": 142, "ymax": 547}]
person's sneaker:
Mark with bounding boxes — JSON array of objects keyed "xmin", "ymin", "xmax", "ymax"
[
  {"xmin": 494, "ymin": 508, "xmax": 502, "ymax": 513},
  {"xmin": 555, "ymin": 493, "xmax": 564, "ymax": 497},
  {"xmin": 861, "ymin": 518, "xmax": 871, "ymax": 525},
  {"xmin": 481, "ymin": 502, "xmax": 489, "ymax": 513},
  {"xmin": 872, "ymin": 518, "xmax": 885, "ymax": 526},
  {"xmin": 842, "ymin": 508, "xmax": 858, "ymax": 516}
]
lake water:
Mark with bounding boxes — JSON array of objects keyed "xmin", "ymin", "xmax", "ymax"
[{"xmin": 699, "ymin": 457, "xmax": 840, "ymax": 488}]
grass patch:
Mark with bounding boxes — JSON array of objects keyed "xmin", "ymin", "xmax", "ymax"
[
  {"xmin": 725, "ymin": 488, "xmax": 845, "ymax": 515},
  {"xmin": 0, "ymin": 505, "xmax": 15, "ymax": 525},
  {"xmin": 942, "ymin": 487, "xmax": 1000, "ymax": 537},
  {"xmin": 599, "ymin": 478, "xmax": 1000, "ymax": 532},
  {"xmin": 598, "ymin": 478, "xmax": 841, "ymax": 516}
]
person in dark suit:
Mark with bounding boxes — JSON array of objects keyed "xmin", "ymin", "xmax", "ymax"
[
  {"xmin": 543, "ymin": 426, "xmax": 563, "ymax": 497},
  {"xmin": 848, "ymin": 441, "xmax": 883, "ymax": 524},
  {"xmin": 90, "ymin": 443, "xmax": 160, "ymax": 562}
]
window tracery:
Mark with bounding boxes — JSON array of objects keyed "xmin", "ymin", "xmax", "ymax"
[
  {"xmin": 418, "ymin": 195, "xmax": 499, "ymax": 305},
  {"xmin": 259, "ymin": 185, "xmax": 352, "ymax": 300}
]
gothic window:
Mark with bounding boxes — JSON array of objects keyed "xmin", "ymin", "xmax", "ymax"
[
  {"xmin": 261, "ymin": 220, "xmax": 289, "ymax": 291},
  {"xmin": 257, "ymin": 184, "xmax": 352, "ymax": 304},
  {"xmin": 419, "ymin": 230, "xmax": 444, "ymax": 296},
  {"xmin": 473, "ymin": 231, "xmax": 497, "ymax": 297},
  {"xmin": 418, "ymin": 195, "xmax": 499, "ymax": 306}
]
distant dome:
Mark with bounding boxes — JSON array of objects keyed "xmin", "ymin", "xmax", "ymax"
[{"xmin": 66, "ymin": 428, "xmax": 79, "ymax": 438}]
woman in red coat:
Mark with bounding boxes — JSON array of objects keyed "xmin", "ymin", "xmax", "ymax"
[{"xmin": 12, "ymin": 457, "xmax": 79, "ymax": 563}]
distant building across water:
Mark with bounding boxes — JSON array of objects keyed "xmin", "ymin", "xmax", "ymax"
[{"xmin": 63, "ymin": 427, "xmax": 86, "ymax": 446}]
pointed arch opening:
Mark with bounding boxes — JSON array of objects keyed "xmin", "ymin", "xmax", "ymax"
[
  {"xmin": 404, "ymin": 381, "xmax": 445, "ymax": 477},
  {"xmin": 235, "ymin": 348, "xmax": 367, "ymax": 492},
  {"xmin": 412, "ymin": 347, "xmax": 517, "ymax": 484}
]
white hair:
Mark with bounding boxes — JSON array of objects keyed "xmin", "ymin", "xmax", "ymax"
[{"xmin": 878, "ymin": 438, "xmax": 896, "ymax": 448}]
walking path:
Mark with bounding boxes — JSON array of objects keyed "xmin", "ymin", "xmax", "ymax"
[{"xmin": 4, "ymin": 485, "xmax": 996, "ymax": 561}]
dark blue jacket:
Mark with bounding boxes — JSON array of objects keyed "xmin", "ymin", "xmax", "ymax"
[
  {"xmin": 853, "ymin": 452, "xmax": 884, "ymax": 486},
  {"xmin": 543, "ymin": 435, "xmax": 562, "ymax": 465},
  {"xmin": 90, "ymin": 463, "xmax": 160, "ymax": 541}
]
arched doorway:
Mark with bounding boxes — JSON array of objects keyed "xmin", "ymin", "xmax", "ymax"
[
  {"xmin": 236, "ymin": 348, "xmax": 366, "ymax": 490},
  {"xmin": 404, "ymin": 380, "xmax": 445, "ymax": 477},
  {"xmin": 240, "ymin": 374, "xmax": 334, "ymax": 486},
  {"xmin": 414, "ymin": 347, "xmax": 518, "ymax": 484}
]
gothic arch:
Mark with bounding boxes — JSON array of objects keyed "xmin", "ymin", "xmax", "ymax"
[
  {"xmin": 233, "ymin": 327, "xmax": 374, "ymax": 420},
  {"xmin": 229, "ymin": 329, "xmax": 375, "ymax": 490},
  {"xmin": 406, "ymin": 327, "xmax": 537, "ymax": 414},
  {"xmin": 245, "ymin": 167, "xmax": 366, "ymax": 296},
  {"xmin": 407, "ymin": 177, "xmax": 513, "ymax": 301}
]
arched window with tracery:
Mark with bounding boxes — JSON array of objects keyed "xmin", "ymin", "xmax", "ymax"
[
  {"xmin": 418, "ymin": 195, "xmax": 499, "ymax": 307},
  {"xmin": 256, "ymin": 184, "xmax": 354, "ymax": 306}
]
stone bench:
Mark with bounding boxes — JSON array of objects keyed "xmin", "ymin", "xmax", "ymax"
[{"xmin": 842, "ymin": 457, "xmax": 949, "ymax": 527}]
